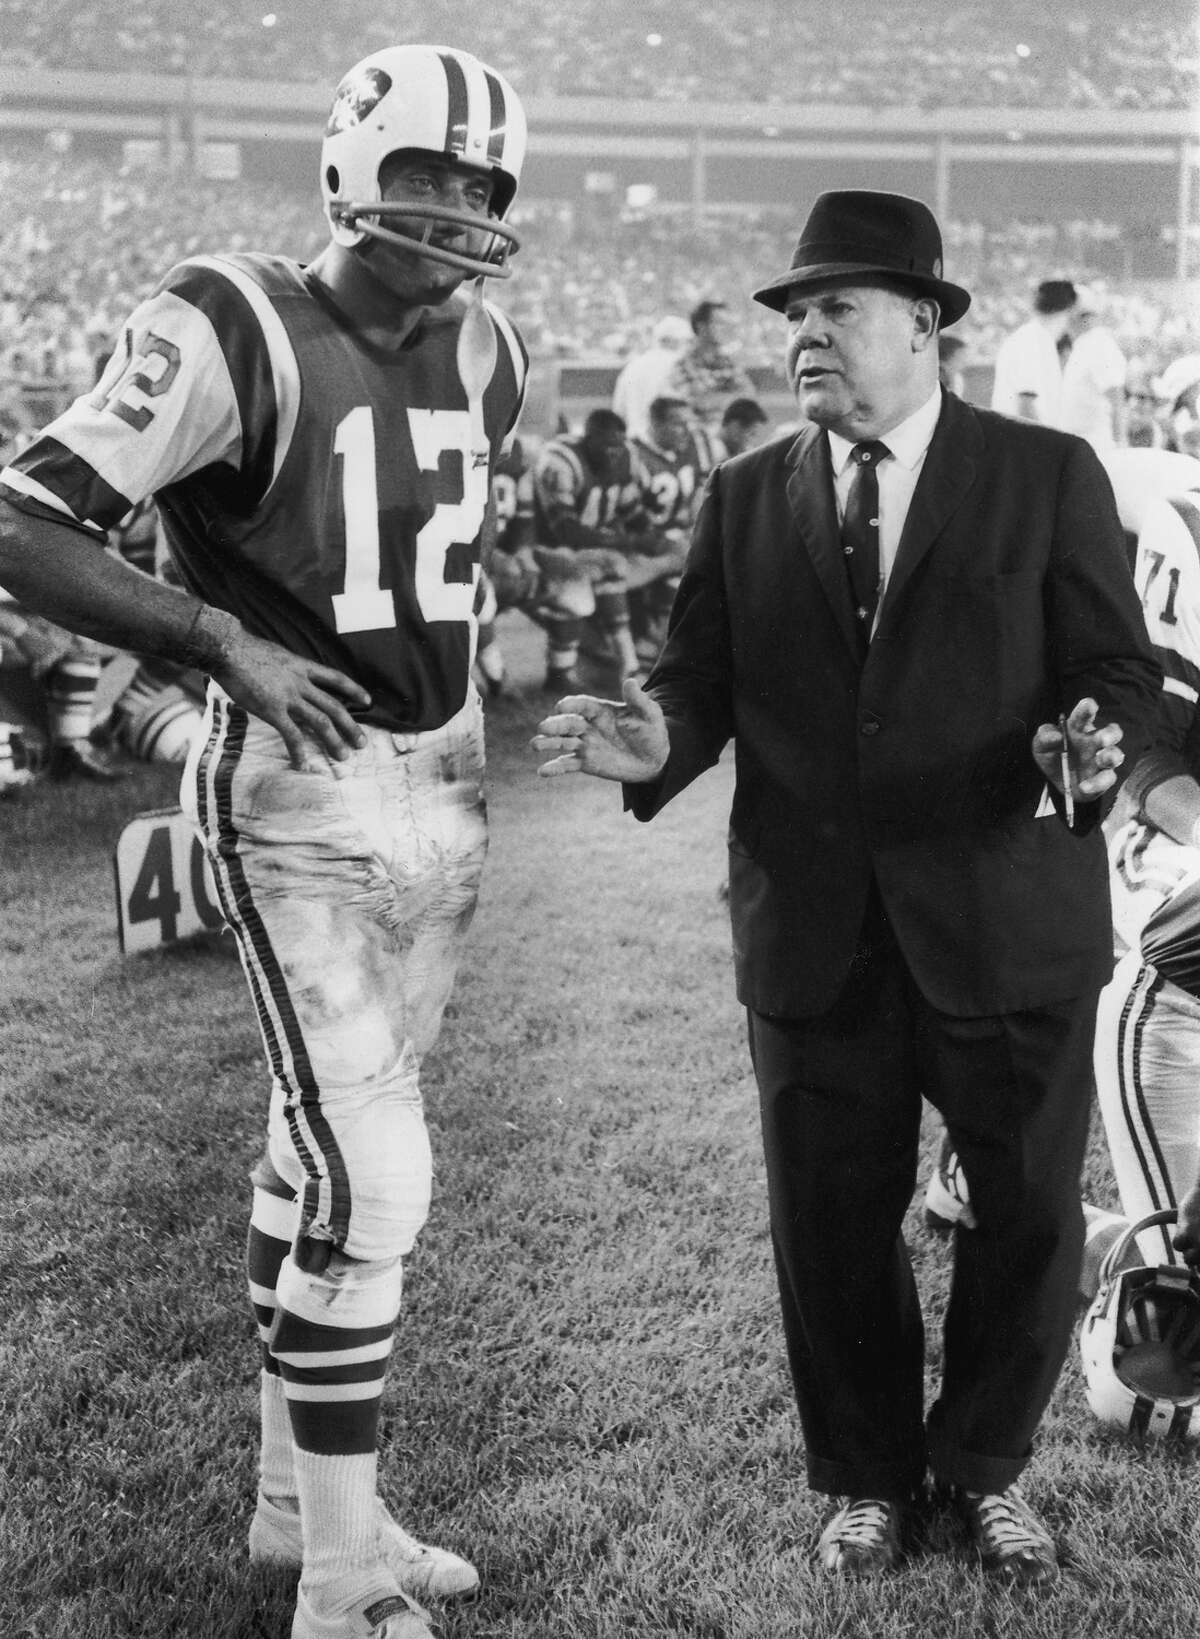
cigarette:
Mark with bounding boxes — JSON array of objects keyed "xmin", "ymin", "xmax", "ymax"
[{"xmin": 1058, "ymin": 713, "xmax": 1074, "ymax": 828}]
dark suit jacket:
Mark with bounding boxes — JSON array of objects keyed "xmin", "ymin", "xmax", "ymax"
[{"xmin": 626, "ymin": 391, "xmax": 1161, "ymax": 1018}]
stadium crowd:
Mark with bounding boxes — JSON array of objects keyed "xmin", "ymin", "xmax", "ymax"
[
  {"xmin": 2, "ymin": 154, "xmax": 1198, "ymax": 409},
  {"xmin": 2, "ymin": 0, "xmax": 1197, "ymax": 110}
]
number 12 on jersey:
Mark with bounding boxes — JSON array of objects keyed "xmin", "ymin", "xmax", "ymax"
[{"xmin": 332, "ymin": 405, "xmax": 486, "ymax": 635}]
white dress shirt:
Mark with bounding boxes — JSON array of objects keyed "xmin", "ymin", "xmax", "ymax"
[{"xmin": 828, "ymin": 385, "xmax": 943, "ymax": 630}]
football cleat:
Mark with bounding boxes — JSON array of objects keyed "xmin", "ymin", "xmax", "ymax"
[
  {"xmin": 321, "ymin": 45, "xmax": 526, "ymax": 281},
  {"xmin": 291, "ymin": 1568, "xmax": 432, "ymax": 1639},
  {"xmin": 922, "ymin": 1131, "xmax": 977, "ymax": 1233},
  {"xmin": 250, "ymin": 1492, "xmax": 479, "ymax": 1600},
  {"xmin": 1079, "ymin": 1208, "xmax": 1200, "ymax": 1438}
]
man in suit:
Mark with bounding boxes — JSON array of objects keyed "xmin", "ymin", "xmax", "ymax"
[{"xmin": 532, "ymin": 191, "xmax": 1160, "ymax": 1585}]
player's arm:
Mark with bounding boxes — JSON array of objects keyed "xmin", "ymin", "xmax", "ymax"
[
  {"xmin": 0, "ymin": 501, "xmax": 369, "ymax": 767},
  {"xmin": 1122, "ymin": 696, "xmax": 1200, "ymax": 847},
  {"xmin": 1130, "ymin": 767, "xmax": 1200, "ymax": 849}
]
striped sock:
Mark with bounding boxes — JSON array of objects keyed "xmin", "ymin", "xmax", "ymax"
[
  {"xmin": 45, "ymin": 653, "xmax": 102, "ymax": 748},
  {"xmin": 272, "ymin": 1252, "xmax": 404, "ymax": 1584},
  {"xmin": 247, "ymin": 1168, "xmax": 300, "ymax": 1501}
]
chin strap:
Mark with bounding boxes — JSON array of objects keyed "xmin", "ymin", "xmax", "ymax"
[{"xmin": 456, "ymin": 278, "xmax": 498, "ymax": 403}]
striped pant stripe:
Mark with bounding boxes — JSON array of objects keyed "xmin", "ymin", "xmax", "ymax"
[
  {"xmin": 1110, "ymin": 961, "xmax": 1178, "ymax": 1262},
  {"xmin": 191, "ymin": 696, "xmax": 352, "ymax": 1245}
]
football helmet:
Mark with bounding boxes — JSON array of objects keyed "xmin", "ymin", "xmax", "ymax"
[
  {"xmin": 320, "ymin": 44, "xmax": 526, "ymax": 279},
  {"xmin": 1079, "ymin": 1208, "xmax": 1200, "ymax": 1438}
]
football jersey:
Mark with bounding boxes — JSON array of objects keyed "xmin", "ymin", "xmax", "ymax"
[
  {"xmin": 490, "ymin": 436, "xmax": 535, "ymax": 555},
  {"xmin": 0, "ymin": 252, "xmax": 528, "ymax": 733},
  {"xmin": 1134, "ymin": 488, "xmax": 1200, "ymax": 767},
  {"xmin": 1107, "ymin": 486, "xmax": 1200, "ymax": 960},
  {"xmin": 532, "ymin": 432, "xmax": 648, "ymax": 543},
  {"xmin": 632, "ymin": 426, "xmax": 719, "ymax": 534}
]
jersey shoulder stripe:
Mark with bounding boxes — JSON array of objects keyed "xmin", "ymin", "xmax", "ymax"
[
  {"xmin": 0, "ymin": 445, "xmax": 122, "ymax": 537},
  {"xmin": 536, "ymin": 439, "xmax": 585, "ymax": 492},
  {"xmin": 1168, "ymin": 492, "xmax": 1200, "ymax": 558},
  {"xmin": 1, "ymin": 259, "xmax": 298, "ymax": 532},
  {"xmin": 175, "ymin": 254, "xmax": 303, "ymax": 500},
  {"xmin": 484, "ymin": 300, "xmax": 528, "ymax": 402}
]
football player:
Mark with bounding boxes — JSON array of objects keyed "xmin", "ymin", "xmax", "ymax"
[
  {"xmin": 629, "ymin": 395, "xmax": 719, "ymax": 664},
  {"xmin": 475, "ymin": 435, "xmax": 623, "ymax": 694},
  {"xmin": 533, "ymin": 407, "xmax": 684, "ymax": 688},
  {"xmin": 0, "ymin": 44, "xmax": 529, "ymax": 1639},
  {"xmin": 717, "ymin": 396, "xmax": 771, "ymax": 458},
  {"xmin": 1095, "ymin": 452, "xmax": 1200, "ymax": 1273}
]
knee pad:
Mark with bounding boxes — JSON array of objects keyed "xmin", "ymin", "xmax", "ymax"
[
  {"xmin": 273, "ymin": 1246, "xmax": 405, "ymax": 1340},
  {"xmin": 271, "ymin": 1085, "xmax": 433, "ymax": 1264}
]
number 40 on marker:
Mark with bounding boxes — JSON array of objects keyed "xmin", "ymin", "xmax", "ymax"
[{"xmin": 113, "ymin": 807, "xmax": 224, "ymax": 954}]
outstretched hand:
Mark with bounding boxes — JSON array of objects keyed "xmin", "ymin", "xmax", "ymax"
[
  {"xmin": 531, "ymin": 675, "xmax": 670, "ymax": 783},
  {"xmin": 1031, "ymin": 696, "xmax": 1125, "ymax": 803},
  {"xmin": 211, "ymin": 623, "xmax": 371, "ymax": 771}
]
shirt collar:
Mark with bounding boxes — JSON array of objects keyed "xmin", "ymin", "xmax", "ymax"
[{"xmin": 828, "ymin": 385, "xmax": 943, "ymax": 475}]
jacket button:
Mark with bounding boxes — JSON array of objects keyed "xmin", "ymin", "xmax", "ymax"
[{"xmin": 860, "ymin": 715, "xmax": 880, "ymax": 735}]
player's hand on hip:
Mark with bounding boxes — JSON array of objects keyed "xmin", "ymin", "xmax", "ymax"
[
  {"xmin": 212, "ymin": 625, "xmax": 370, "ymax": 769},
  {"xmin": 532, "ymin": 676, "xmax": 669, "ymax": 782},
  {"xmin": 1031, "ymin": 696, "xmax": 1124, "ymax": 800}
]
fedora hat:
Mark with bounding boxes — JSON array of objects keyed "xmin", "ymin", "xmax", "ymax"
[{"xmin": 752, "ymin": 190, "xmax": 971, "ymax": 327}]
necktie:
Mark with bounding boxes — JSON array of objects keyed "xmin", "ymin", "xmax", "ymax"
[{"xmin": 841, "ymin": 439, "xmax": 890, "ymax": 644}]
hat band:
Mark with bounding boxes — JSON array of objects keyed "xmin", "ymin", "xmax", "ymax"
[{"xmin": 792, "ymin": 240, "xmax": 932, "ymax": 276}]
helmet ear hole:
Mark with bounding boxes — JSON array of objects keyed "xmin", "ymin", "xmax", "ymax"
[{"xmin": 325, "ymin": 164, "xmax": 341, "ymax": 195}]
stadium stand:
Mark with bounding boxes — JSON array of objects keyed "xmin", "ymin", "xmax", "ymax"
[{"xmin": 1, "ymin": 1, "xmax": 1197, "ymax": 109}]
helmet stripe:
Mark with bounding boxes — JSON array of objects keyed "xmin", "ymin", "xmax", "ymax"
[
  {"xmin": 484, "ymin": 70, "xmax": 507, "ymax": 167},
  {"xmin": 1170, "ymin": 1401, "xmax": 1196, "ymax": 1437},
  {"xmin": 438, "ymin": 51, "xmax": 471, "ymax": 158},
  {"xmin": 1128, "ymin": 1393, "xmax": 1153, "ymax": 1435}
]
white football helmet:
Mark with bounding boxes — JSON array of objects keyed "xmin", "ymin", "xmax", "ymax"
[
  {"xmin": 320, "ymin": 44, "xmax": 526, "ymax": 279},
  {"xmin": 1079, "ymin": 1209, "xmax": 1200, "ymax": 1438}
]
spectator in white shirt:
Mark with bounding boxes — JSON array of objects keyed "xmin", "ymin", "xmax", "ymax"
[
  {"xmin": 990, "ymin": 278, "xmax": 1077, "ymax": 427},
  {"xmin": 611, "ymin": 315, "xmax": 692, "ymax": 442},
  {"xmin": 1061, "ymin": 291, "xmax": 1127, "ymax": 452}
]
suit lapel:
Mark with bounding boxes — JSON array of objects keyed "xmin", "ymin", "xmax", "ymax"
[
  {"xmin": 785, "ymin": 426, "xmax": 862, "ymax": 660},
  {"xmin": 881, "ymin": 393, "xmax": 982, "ymax": 619}
]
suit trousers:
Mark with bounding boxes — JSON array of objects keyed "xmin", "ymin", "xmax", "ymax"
[{"xmin": 747, "ymin": 891, "xmax": 1098, "ymax": 1500}]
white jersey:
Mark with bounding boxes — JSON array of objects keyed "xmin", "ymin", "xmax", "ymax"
[{"xmin": 1108, "ymin": 485, "xmax": 1200, "ymax": 965}]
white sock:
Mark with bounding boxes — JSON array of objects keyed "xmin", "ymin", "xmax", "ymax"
[
  {"xmin": 259, "ymin": 1369, "xmax": 296, "ymax": 1502},
  {"xmin": 294, "ymin": 1447, "xmax": 379, "ymax": 1586}
]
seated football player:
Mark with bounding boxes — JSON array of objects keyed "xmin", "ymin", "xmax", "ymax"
[{"xmin": 533, "ymin": 407, "xmax": 683, "ymax": 689}]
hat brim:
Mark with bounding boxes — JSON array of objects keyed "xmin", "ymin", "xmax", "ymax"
[{"xmin": 752, "ymin": 261, "xmax": 971, "ymax": 328}]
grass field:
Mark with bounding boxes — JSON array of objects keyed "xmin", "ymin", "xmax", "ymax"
[{"xmin": 1, "ymin": 615, "xmax": 1197, "ymax": 1639}]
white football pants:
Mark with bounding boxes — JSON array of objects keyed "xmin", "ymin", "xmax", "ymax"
[{"xmin": 183, "ymin": 684, "xmax": 488, "ymax": 1263}]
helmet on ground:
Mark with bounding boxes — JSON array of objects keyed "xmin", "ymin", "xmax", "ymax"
[
  {"xmin": 320, "ymin": 44, "xmax": 526, "ymax": 279},
  {"xmin": 1079, "ymin": 1209, "xmax": 1200, "ymax": 1438}
]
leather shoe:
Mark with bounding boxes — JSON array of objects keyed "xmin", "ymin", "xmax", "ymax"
[
  {"xmin": 953, "ymin": 1485, "xmax": 1059, "ymax": 1586},
  {"xmin": 816, "ymin": 1496, "xmax": 908, "ymax": 1575}
]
